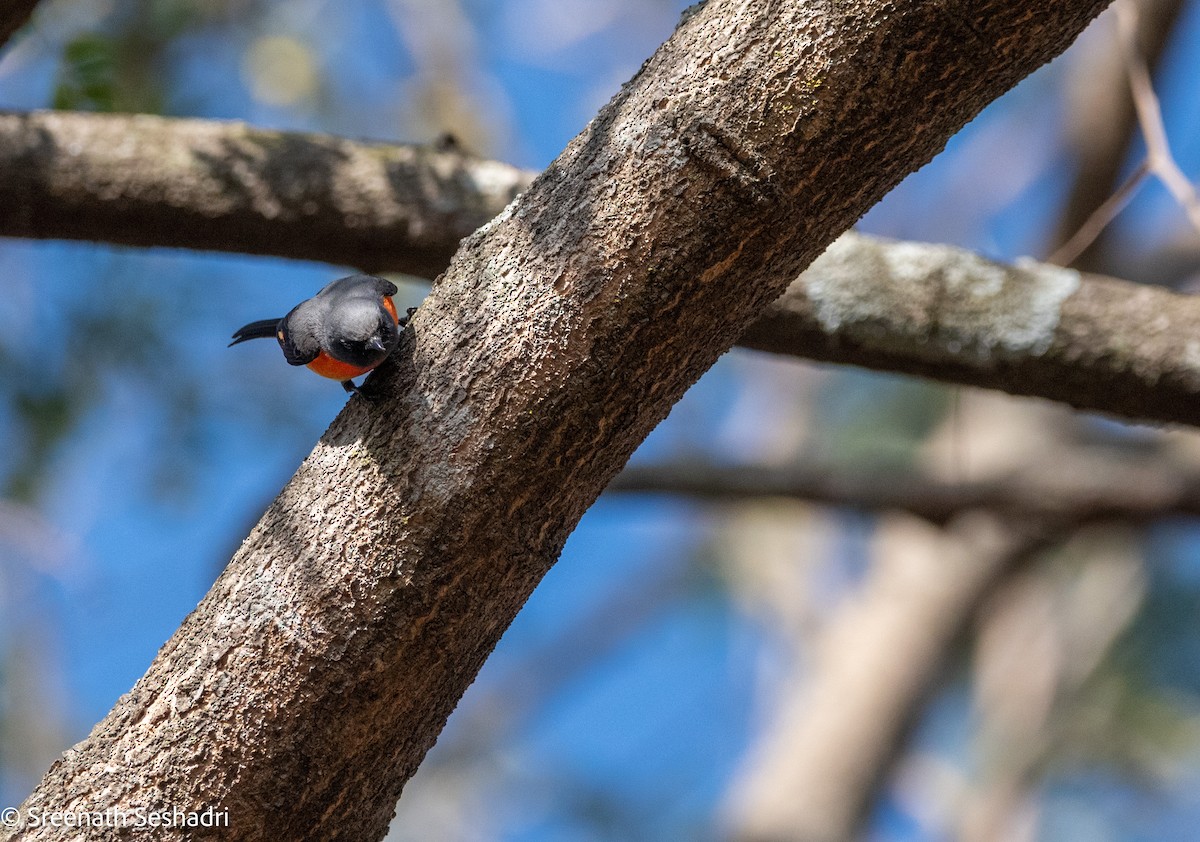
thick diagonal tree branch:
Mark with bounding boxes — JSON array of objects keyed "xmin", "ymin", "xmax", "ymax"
[
  {"xmin": 5, "ymin": 111, "xmax": 1199, "ymax": 427},
  {"xmin": 6, "ymin": 2, "xmax": 1113, "ymax": 840}
]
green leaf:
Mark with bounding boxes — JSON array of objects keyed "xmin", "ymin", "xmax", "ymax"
[{"xmin": 53, "ymin": 34, "xmax": 118, "ymax": 113}]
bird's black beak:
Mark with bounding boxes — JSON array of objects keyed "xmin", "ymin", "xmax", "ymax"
[{"xmin": 367, "ymin": 337, "xmax": 388, "ymax": 354}]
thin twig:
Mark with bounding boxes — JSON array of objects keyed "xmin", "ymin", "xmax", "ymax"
[
  {"xmin": 1050, "ymin": 0, "xmax": 1200, "ymax": 265},
  {"xmin": 1118, "ymin": 0, "xmax": 1200, "ymax": 232},
  {"xmin": 1048, "ymin": 159, "xmax": 1149, "ymax": 266}
]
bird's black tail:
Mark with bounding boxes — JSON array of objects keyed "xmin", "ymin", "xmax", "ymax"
[{"xmin": 229, "ymin": 318, "xmax": 282, "ymax": 347}]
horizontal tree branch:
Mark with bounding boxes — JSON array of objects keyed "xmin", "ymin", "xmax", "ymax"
[
  {"xmin": 3, "ymin": 111, "xmax": 1198, "ymax": 428},
  {"xmin": 0, "ymin": 110, "xmax": 534, "ymax": 277},
  {"xmin": 613, "ymin": 452, "xmax": 1200, "ymax": 524},
  {"xmin": 743, "ymin": 232, "xmax": 1200, "ymax": 428}
]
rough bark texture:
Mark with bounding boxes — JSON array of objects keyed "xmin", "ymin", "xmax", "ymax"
[
  {"xmin": 743, "ymin": 232, "xmax": 1200, "ymax": 427},
  {"xmin": 4, "ymin": 1, "xmax": 1113, "ymax": 840},
  {"xmin": 0, "ymin": 110, "xmax": 533, "ymax": 278}
]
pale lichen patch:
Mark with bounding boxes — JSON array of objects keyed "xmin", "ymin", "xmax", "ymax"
[{"xmin": 803, "ymin": 233, "xmax": 1081, "ymax": 362}]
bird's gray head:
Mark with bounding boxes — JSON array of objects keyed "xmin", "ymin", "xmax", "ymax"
[{"xmin": 322, "ymin": 298, "xmax": 400, "ymax": 367}]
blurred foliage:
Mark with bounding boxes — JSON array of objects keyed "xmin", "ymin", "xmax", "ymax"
[
  {"xmin": 51, "ymin": 0, "xmax": 193, "ymax": 113},
  {"xmin": 242, "ymin": 35, "xmax": 318, "ymax": 106},
  {"xmin": 817, "ymin": 372, "xmax": 954, "ymax": 468},
  {"xmin": 1059, "ymin": 666, "xmax": 1200, "ymax": 783},
  {"xmin": 7, "ymin": 392, "xmax": 78, "ymax": 502},
  {"xmin": 0, "ymin": 265, "xmax": 167, "ymax": 502},
  {"xmin": 49, "ymin": 0, "xmax": 270, "ymax": 115},
  {"xmin": 52, "ymin": 34, "xmax": 118, "ymax": 111}
]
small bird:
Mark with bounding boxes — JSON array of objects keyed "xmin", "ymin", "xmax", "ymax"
[{"xmin": 230, "ymin": 274, "xmax": 407, "ymax": 397}]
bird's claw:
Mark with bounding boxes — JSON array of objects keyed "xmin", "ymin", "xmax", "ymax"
[{"xmin": 342, "ymin": 378, "xmax": 384, "ymax": 402}]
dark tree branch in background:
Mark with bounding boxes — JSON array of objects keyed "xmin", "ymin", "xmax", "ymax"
[
  {"xmin": 3, "ymin": 114, "xmax": 1199, "ymax": 428},
  {"xmin": 4, "ymin": 1, "xmax": 1116, "ymax": 839},
  {"xmin": 0, "ymin": 0, "xmax": 40, "ymax": 51},
  {"xmin": 613, "ymin": 453, "xmax": 1200, "ymax": 525},
  {"xmin": 1118, "ymin": 2, "xmax": 1200, "ymax": 234},
  {"xmin": 0, "ymin": 110, "xmax": 534, "ymax": 278},
  {"xmin": 1054, "ymin": 0, "xmax": 1200, "ymax": 267}
]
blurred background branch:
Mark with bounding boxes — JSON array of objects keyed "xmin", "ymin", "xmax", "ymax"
[
  {"xmin": 612, "ymin": 451, "xmax": 1200, "ymax": 525},
  {"xmin": 724, "ymin": 514, "xmax": 1063, "ymax": 842}
]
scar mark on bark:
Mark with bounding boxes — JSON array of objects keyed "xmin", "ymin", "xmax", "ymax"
[{"xmin": 681, "ymin": 120, "xmax": 780, "ymax": 205}]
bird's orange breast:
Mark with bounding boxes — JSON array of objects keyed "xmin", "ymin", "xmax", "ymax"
[{"xmin": 306, "ymin": 352, "xmax": 375, "ymax": 381}]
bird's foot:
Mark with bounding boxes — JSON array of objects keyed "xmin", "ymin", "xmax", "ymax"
[{"xmin": 342, "ymin": 378, "xmax": 385, "ymax": 402}]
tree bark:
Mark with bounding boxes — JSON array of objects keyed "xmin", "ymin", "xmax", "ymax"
[{"xmin": 4, "ymin": 1, "xmax": 1114, "ymax": 840}]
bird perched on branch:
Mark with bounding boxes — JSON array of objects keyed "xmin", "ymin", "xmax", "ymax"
[{"xmin": 230, "ymin": 274, "xmax": 410, "ymax": 397}]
